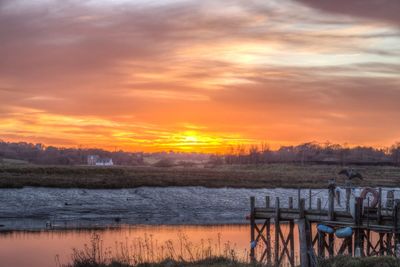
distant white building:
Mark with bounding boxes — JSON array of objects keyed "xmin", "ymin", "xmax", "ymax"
[{"xmin": 87, "ymin": 155, "xmax": 114, "ymax": 166}]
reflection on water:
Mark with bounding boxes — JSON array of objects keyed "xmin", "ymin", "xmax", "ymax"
[
  {"xmin": 0, "ymin": 223, "xmax": 385, "ymax": 267},
  {"xmin": 0, "ymin": 225, "xmax": 252, "ymax": 267}
]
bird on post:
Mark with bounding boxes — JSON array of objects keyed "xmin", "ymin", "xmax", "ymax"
[{"xmin": 338, "ymin": 169, "xmax": 363, "ymax": 180}]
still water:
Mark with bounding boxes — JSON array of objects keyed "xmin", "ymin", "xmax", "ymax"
[
  {"xmin": 1, "ymin": 186, "xmax": 397, "ymax": 267},
  {"xmin": 0, "ymin": 225, "xmax": 254, "ymax": 267}
]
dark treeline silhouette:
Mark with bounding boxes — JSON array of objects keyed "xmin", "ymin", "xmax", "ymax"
[
  {"xmin": 0, "ymin": 141, "xmax": 144, "ymax": 165},
  {"xmin": 0, "ymin": 140, "xmax": 209, "ymax": 166},
  {"xmin": 1, "ymin": 140, "xmax": 400, "ymax": 166},
  {"xmin": 212, "ymin": 142, "xmax": 400, "ymax": 166}
]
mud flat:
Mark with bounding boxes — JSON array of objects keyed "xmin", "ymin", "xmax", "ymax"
[{"xmin": 0, "ymin": 186, "xmax": 399, "ymax": 231}]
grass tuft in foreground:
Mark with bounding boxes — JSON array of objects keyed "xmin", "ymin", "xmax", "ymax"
[
  {"xmin": 60, "ymin": 233, "xmax": 254, "ymax": 267},
  {"xmin": 318, "ymin": 255, "xmax": 400, "ymax": 267}
]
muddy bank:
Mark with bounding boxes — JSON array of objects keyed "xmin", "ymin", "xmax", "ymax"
[{"xmin": 1, "ymin": 186, "xmax": 399, "ymax": 231}]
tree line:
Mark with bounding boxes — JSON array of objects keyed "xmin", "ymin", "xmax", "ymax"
[
  {"xmin": 1, "ymin": 140, "xmax": 400, "ymax": 166},
  {"xmin": 210, "ymin": 142, "xmax": 400, "ymax": 166},
  {"xmin": 0, "ymin": 141, "xmax": 144, "ymax": 165}
]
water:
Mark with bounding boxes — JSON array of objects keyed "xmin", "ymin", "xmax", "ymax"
[
  {"xmin": 0, "ymin": 186, "xmax": 399, "ymax": 267},
  {"xmin": 0, "ymin": 225, "xmax": 251, "ymax": 267}
]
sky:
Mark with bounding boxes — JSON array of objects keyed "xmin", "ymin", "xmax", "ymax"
[{"xmin": 0, "ymin": 0, "xmax": 399, "ymax": 152}]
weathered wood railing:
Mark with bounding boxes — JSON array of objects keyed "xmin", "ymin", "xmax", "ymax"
[{"xmin": 249, "ymin": 183, "xmax": 400, "ymax": 267}]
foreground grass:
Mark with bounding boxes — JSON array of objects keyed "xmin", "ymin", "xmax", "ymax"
[
  {"xmin": 60, "ymin": 234, "xmax": 400, "ymax": 267},
  {"xmin": 66, "ymin": 256, "xmax": 400, "ymax": 267},
  {"xmin": 1, "ymin": 164, "xmax": 400, "ymax": 189},
  {"xmin": 318, "ymin": 255, "xmax": 400, "ymax": 267},
  {"xmin": 60, "ymin": 233, "xmax": 251, "ymax": 267},
  {"xmin": 67, "ymin": 257, "xmax": 253, "ymax": 267}
]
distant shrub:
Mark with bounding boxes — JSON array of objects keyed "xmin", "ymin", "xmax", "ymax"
[
  {"xmin": 176, "ymin": 161, "xmax": 196, "ymax": 168},
  {"xmin": 153, "ymin": 158, "xmax": 175, "ymax": 168}
]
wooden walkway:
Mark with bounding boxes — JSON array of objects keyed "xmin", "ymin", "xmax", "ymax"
[{"xmin": 249, "ymin": 182, "xmax": 400, "ymax": 267}]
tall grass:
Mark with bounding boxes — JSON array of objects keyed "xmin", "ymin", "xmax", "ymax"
[
  {"xmin": 3, "ymin": 164, "xmax": 400, "ymax": 189},
  {"xmin": 60, "ymin": 233, "xmax": 251, "ymax": 267},
  {"xmin": 58, "ymin": 233, "xmax": 398, "ymax": 267}
]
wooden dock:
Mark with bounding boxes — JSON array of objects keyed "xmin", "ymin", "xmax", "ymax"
[{"xmin": 249, "ymin": 181, "xmax": 400, "ymax": 266}]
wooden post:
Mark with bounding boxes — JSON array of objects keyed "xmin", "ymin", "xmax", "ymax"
[
  {"xmin": 345, "ymin": 180, "xmax": 351, "ymax": 212},
  {"xmin": 298, "ymin": 218, "xmax": 310, "ymax": 267},
  {"xmin": 298, "ymin": 188, "xmax": 301, "ymax": 209},
  {"xmin": 379, "ymin": 232, "xmax": 385, "ymax": 256},
  {"xmin": 317, "ymin": 198, "xmax": 321, "ymax": 212},
  {"xmin": 274, "ymin": 197, "xmax": 280, "ymax": 266},
  {"xmin": 394, "ymin": 200, "xmax": 400, "ymax": 257},
  {"xmin": 387, "ymin": 191, "xmax": 395, "ymax": 209},
  {"xmin": 289, "ymin": 197, "xmax": 293, "ymax": 209},
  {"xmin": 377, "ymin": 188, "xmax": 382, "ymax": 224},
  {"xmin": 299, "ymin": 198, "xmax": 305, "ymax": 218},
  {"xmin": 347, "ymin": 235, "xmax": 353, "ymax": 256},
  {"xmin": 336, "ymin": 189, "xmax": 341, "ymax": 206},
  {"xmin": 387, "ymin": 233, "xmax": 393, "ymax": 256},
  {"xmin": 265, "ymin": 196, "xmax": 272, "ymax": 265},
  {"xmin": 354, "ymin": 197, "xmax": 364, "ymax": 257},
  {"xmin": 318, "ymin": 231, "xmax": 325, "ymax": 258},
  {"xmin": 250, "ymin": 196, "xmax": 256, "ymax": 263},
  {"xmin": 328, "ymin": 181, "xmax": 335, "ymax": 221},
  {"xmin": 309, "ymin": 188, "xmax": 312, "ymax": 210},
  {"xmin": 328, "ymin": 233, "xmax": 334, "ymax": 258},
  {"xmin": 289, "ymin": 220, "xmax": 295, "ymax": 267}
]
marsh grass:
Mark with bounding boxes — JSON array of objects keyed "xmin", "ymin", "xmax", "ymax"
[
  {"xmin": 59, "ymin": 233, "xmax": 398, "ymax": 267},
  {"xmin": 2, "ymin": 164, "xmax": 400, "ymax": 189},
  {"xmin": 60, "ymin": 233, "xmax": 252, "ymax": 267},
  {"xmin": 317, "ymin": 255, "xmax": 400, "ymax": 267}
]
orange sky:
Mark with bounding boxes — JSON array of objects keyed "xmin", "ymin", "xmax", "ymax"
[{"xmin": 0, "ymin": 0, "xmax": 400, "ymax": 152}]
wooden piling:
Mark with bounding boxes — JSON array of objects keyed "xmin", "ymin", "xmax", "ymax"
[
  {"xmin": 317, "ymin": 198, "xmax": 321, "ymax": 213},
  {"xmin": 394, "ymin": 200, "xmax": 400, "ymax": 257},
  {"xmin": 345, "ymin": 180, "xmax": 352, "ymax": 212},
  {"xmin": 298, "ymin": 218, "xmax": 310, "ymax": 267},
  {"xmin": 328, "ymin": 233, "xmax": 334, "ymax": 258},
  {"xmin": 250, "ymin": 196, "xmax": 256, "ymax": 263},
  {"xmin": 298, "ymin": 188, "xmax": 301, "ymax": 209},
  {"xmin": 328, "ymin": 182, "xmax": 335, "ymax": 221},
  {"xmin": 318, "ymin": 231, "xmax": 325, "ymax": 258},
  {"xmin": 387, "ymin": 191, "xmax": 395, "ymax": 209},
  {"xmin": 336, "ymin": 189, "xmax": 341, "ymax": 206},
  {"xmin": 274, "ymin": 197, "xmax": 280, "ymax": 266},
  {"xmin": 309, "ymin": 188, "xmax": 312, "ymax": 210},
  {"xmin": 354, "ymin": 197, "xmax": 364, "ymax": 257},
  {"xmin": 265, "ymin": 196, "xmax": 272, "ymax": 265},
  {"xmin": 289, "ymin": 220, "xmax": 295, "ymax": 267}
]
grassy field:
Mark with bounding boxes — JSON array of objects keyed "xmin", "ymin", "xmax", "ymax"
[{"xmin": 1, "ymin": 163, "xmax": 400, "ymax": 189}]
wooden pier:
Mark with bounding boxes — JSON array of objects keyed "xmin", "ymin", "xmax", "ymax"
[{"xmin": 249, "ymin": 181, "xmax": 400, "ymax": 266}]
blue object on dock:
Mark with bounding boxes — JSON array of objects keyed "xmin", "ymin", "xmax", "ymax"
[
  {"xmin": 250, "ymin": 241, "xmax": 257, "ymax": 249},
  {"xmin": 317, "ymin": 224, "xmax": 334, "ymax": 234},
  {"xmin": 335, "ymin": 227, "xmax": 353, "ymax": 238}
]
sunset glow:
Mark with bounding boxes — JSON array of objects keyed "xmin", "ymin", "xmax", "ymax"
[{"xmin": 1, "ymin": 0, "xmax": 399, "ymax": 152}]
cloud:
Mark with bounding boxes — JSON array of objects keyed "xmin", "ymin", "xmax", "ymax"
[
  {"xmin": 0, "ymin": 0, "xmax": 399, "ymax": 150},
  {"xmin": 296, "ymin": 0, "xmax": 400, "ymax": 27}
]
